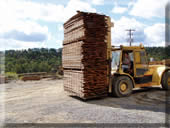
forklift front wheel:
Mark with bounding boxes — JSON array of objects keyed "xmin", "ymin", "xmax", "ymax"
[
  {"xmin": 161, "ymin": 71, "xmax": 170, "ymax": 90},
  {"xmin": 112, "ymin": 76, "xmax": 133, "ymax": 97}
]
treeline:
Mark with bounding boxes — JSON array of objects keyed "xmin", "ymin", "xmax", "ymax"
[
  {"xmin": 4, "ymin": 46, "xmax": 170, "ymax": 74},
  {"xmin": 145, "ymin": 46, "xmax": 170, "ymax": 61},
  {"xmin": 5, "ymin": 48, "xmax": 62, "ymax": 74}
]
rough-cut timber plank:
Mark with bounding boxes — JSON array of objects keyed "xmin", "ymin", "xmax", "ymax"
[{"xmin": 62, "ymin": 11, "xmax": 111, "ymax": 99}]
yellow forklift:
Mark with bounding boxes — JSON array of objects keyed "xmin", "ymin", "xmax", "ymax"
[{"xmin": 108, "ymin": 44, "xmax": 170, "ymax": 97}]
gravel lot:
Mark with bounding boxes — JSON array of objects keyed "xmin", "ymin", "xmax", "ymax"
[{"xmin": 0, "ymin": 78, "xmax": 168, "ymax": 125}]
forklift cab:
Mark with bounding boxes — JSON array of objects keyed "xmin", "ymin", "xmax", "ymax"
[{"xmin": 111, "ymin": 45, "xmax": 151, "ymax": 85}]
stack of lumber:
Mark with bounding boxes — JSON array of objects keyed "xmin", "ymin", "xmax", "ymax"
[
  {"xmin": 0, "ymin": 75, "xmax": 8, "ymax": 84},
  {"xmin": 21, "ymin": 76, "xmax": 41, "ymax": 81},
  {"xmin": 62, "ymin": 11, "xmax": 111, "ymax": 99}
]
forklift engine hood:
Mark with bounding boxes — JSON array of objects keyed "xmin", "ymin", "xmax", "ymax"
[
  {"xmin": 149, "ymin": 65, "xmax": 170, "ymax": 84},
  {"xmin": 151, "ymin": 65, "xmax": 169, "ymax": 76}
]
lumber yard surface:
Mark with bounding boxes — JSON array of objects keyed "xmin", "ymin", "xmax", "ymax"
[{"xmin": 0, "ymin": 78, "xmax": 167, "ymax": 125}]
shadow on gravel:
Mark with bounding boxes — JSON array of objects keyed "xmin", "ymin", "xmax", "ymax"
[{"xmin": 72, "ymin": 87, "xmax": 166, "ymax": 113}]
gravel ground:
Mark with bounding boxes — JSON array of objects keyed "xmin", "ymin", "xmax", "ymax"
[{"xmin": 0, "ymin": 78, "xmax": 169, "ymax": 126}]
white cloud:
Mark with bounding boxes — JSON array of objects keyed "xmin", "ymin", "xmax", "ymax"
[
  {"xmin": 0, "ymin": 0, "xmax": 96, "ymax": 50},
  {"xmin": 112, "ymin": 2, "xmax": 128, "ymax": 14},
  {"xmin": 112, "ymin": 6, "xmax": 127, "ymax": 14},
  {"xmin": 57, "ymin": 24, "xmax": 63, "ymax": 32},
  {"xmin": 0, "ymin": 20, "xmax": 49, "ymax": 37},
  {"xmin": 0, "ymin": 38, "xmax": 47, "ymax": 51},
  {"xmin": 130, "ymin": 0, "xmax": 169, "ymax": 18},
  {"xmin": 111, "ymin": 17, "xmax": 146, "ymax": 46},
  {"xmin": 56, "ymin": 40, "xmax": 63, "ymax": 48},
  {"xmin": 112, "ymin": 2, "xmax": 131, "ymax": 14},
  {"xmin": 0, "ymin": 0, "xmax": 96, "ymax": 23},
  {"xmin": 92, "ymin": 0, "xmax": 104, "ymax": 5},
  {"xmin": 0, "ymin": 13, "xmax": 52, "ymax": 50},
  {"xmin": 111, "ymin": 17, "xmax": 165, "ymax": 47},
  {"xmin": 128, "ymin": 1, "xmax": 136, "ymax": 8},
  {"xmin": 0, "ymin": 19, "xmax": 51, "ymax": 50},
  {"xmin": 144, "ymin": 23, "xmax": 165, "ymax": 46},
  {"xmin": 63, "ymin": 0, "xmax": 96, "ymax": 22}
]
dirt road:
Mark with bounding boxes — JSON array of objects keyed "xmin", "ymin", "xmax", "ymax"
[{"xmin": 0, "ymin": 78, "xmax": 168, "ymax": 124}]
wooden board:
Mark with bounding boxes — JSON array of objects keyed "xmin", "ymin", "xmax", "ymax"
[{"xmin": 62, "ymin": 11, "xmax": 111, "ymax": 99}]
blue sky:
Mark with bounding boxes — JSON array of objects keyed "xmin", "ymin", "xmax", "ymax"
[{"xmin": 0, "ymin": 0, "xmax": 169, "ymax": 50}]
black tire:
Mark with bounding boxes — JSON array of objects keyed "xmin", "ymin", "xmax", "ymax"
[
  {"xmin": 161, "ymin": 71, "xmax": 170, "ymax": 90},
  {"xmin": 112, "ymin": 76, "xmax": 133, "ymax": 97}
]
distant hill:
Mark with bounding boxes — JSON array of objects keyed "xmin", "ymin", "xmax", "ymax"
[
  {"xmin": 4, "ymin": 46, "xmax": 170, "ymax": 74},
  {"xmin": 145, "ymin": 46, "xmax": 170, "ymax": 61},
  {"xmin": 5, "ymin": 48, "xmax": 62, "ymax": 73}
]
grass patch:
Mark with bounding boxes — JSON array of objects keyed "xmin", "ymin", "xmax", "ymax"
[
  {"xmin": 5, "ymin": 72, "xmax": 18, "ymax": 80},
  {"xmin": 56, "ymin": 72, "xmax": 63, "ymax": 79}
]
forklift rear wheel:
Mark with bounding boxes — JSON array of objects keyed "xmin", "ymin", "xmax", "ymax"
[
  {"xmin": 161, "ymin": 71, "xmax": 170, "ymax": 90},
  {"xmin": 112, "ymin": 76, "xmax": 133, "ymax": 97}
]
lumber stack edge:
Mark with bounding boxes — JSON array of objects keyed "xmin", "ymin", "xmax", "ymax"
[{"xmin": 62, "ymin": 11, "xmax": 111, "ymax": 99}]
